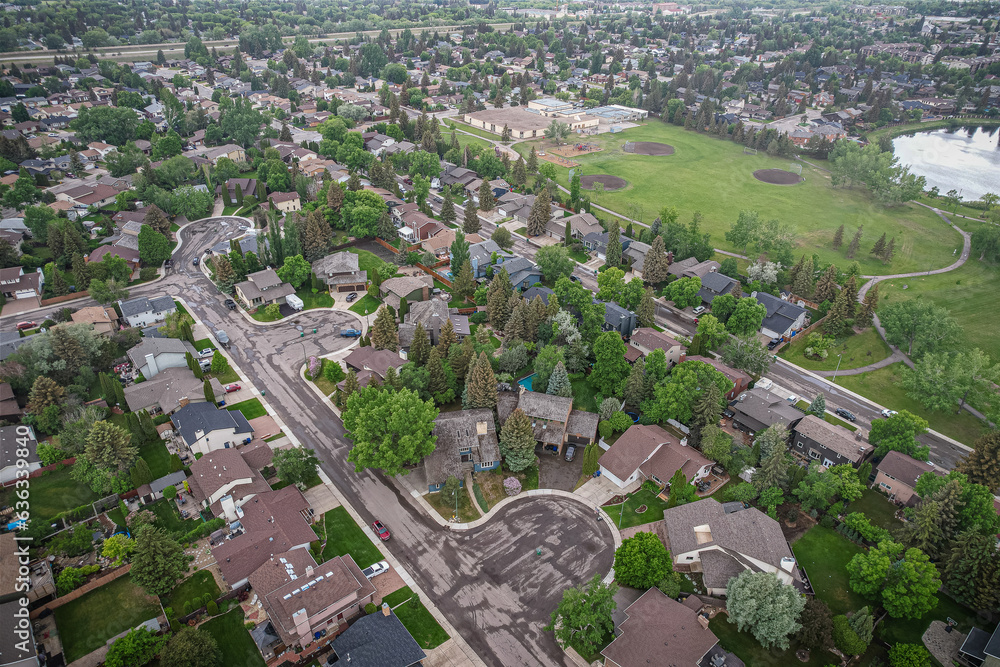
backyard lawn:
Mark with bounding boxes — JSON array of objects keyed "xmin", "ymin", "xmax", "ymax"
[
  {"xmin": 0, "ymin": 465, "xmax": 100, "ymax": 523},
  {"xmin": 147, "ymin": 498, "xmax": 200, "ymax": 534},
  {"xmin": 200, "ymin": 609, "xmax": 266, "ymax": 667},
  {"xmin": 319, "ymin": 507, "xmax": 383, "ymax": 568},
  {"xmin": 709, "ymin": 616, "xmax": 839, "ymax": 667},
  {"xmin": 54, "ymin": 575, "xmax": 161, "ymax": 663},
  {"xmin": 348, "ymin": 294, "xmax": 381, "ymax": 316},
  {"xmin": 877, "ymin": 260, "xmax": 1000, "ymax": 362},
  {"xmin": 791, "ymin": 526, "xmax": 866, "ymax": 616},
  {"xmin": 226, "ymin": 397, "xmax": 267, "ymax": 420},
  {"xmin": 879, "ymin": 591, "xmax": 992, "ymax": 647},
  {"xmin": 380, "ymin": 586, "xmax": 450, "ymax": 650},
  {"xmin": 779, "ymin": 328, "xmax": 892, "ymax": 372},
  {"xmin": 835, "ymin": 363, "xmax": 987, "ymax": 446},
  {"xmin": 137, "ymin": 441, "xmax": 172, "ymax": 479},
  {"xmin": 569, "ymin": 374, "xmax": 599, "ymax": 413},
  {"xmin": 845, "ymin": 489, "xmax": 902, "ymax": 532},
  {"xmin": 296, "ymin": 289, "xmax": 334, "ymax": 309},
  {"xmin": 515, "ymin": 122, "xmax": 961, "ymax": 276},
  {"xmin": 347, "ymin": 247, "xmax": 393, "ymax": 278},
  {"xmin": 162, "ymin": 569, "xmax": 220, "ymax": 613},
  {"xmin": 601, "ymin": 488, "xmax": 671, "ymax": 529}
]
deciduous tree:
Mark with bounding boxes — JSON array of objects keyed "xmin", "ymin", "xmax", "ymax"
[
  {"xmin": 613, "ymin": 532, "xmax": 673, "ymax": 589},
  {"xmin": 545, "ymin": 574, "xmax": 618, "ymax": 656},
  {"xmin": 343, "ymin": 386, "xmax": 439, "ymax": 475},
  {"xmin": 846, "ymin": 541, "xmax": 940, "ymax": 619},
  {"xmin": 726, "ymin": 571, "xmax": 806, "ymax": 650}
]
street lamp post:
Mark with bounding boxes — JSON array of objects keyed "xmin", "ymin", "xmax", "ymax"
[{"xmin": 832, "ymin": 354, "xmax": 843, "ymax": 384}]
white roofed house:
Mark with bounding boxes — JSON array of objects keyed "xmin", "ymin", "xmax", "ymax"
[{"xmin": 118, "ymin": 294, "xmax": 177, "ymax": 328}]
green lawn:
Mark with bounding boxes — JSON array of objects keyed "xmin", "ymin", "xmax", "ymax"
[
  {"xmin": 222, "ymin": 205, "xmax": 239, "ymax": 216},
  {"xmin": 514, "ymin": 122, "xmax": 960, "ymax": 276},
  {"xmin": 709, "ymin": 616, "xmax": 839, "ymax": 667},
  {"xmin": 445, "ymin": 119, "xmax": 504, "ymax": 142},
  {"xmin": 877, "ymin": 260, "xmax": 1000, "ymax": 362},
  {"xmin": 379, "ymin": 586, "xmax": 450, "ymax": 650},
  {"xmin": 193, "ymin": 337, "xmax": 213, "ymax": 352},
  {"xmin": 791, "ymin": 526, "xmax": 867, "ymax": 616},
  {"xmin": 452, "ymin": 132, "xmax": 492, "ymax": 151},
  {"xmin": 835, "ymin": 363, "xmax": 988, "ymax": 446},
  {"xmin": 601, "ymin": 488, "xmax": 671, "ymax": 529},
  {"xmin": 845, "ymin": 489, "xmax": 902, "ymax": 533},
  {"xmin": 348, "ymin": 294, "xmax": 381, "ymax": 316},
  {"xmin": 425, "ymin": 489, "xmax": 479, "ymax": 523},
  {"xmin": 793, "ymin": 401, "xmax": 858, "ymax": 432},
  {"xmin": 137, "ymin": 441, "xmax": 172, "ymax": 479},
  {"xmin": 0, "ymin": 465, "xmax": 100, "ymax": 523},
  {"xmin": 568, "ymin": 248, "xmax": 590, "ymax": 263},
  {"xmin": 347, "ymin": 247, "xmax": 393, "ymax": 278},
  {"xmin": 250, "ymin": 307, "xmax": 282, "ymax": 322},
  {"xmin": 54, "ymin": 575, "xmax": 161, "ymax": 663},
  {"xmin": 569, "ymin": 374, "xmax": 600, "ymax": 413},
  {"xmin": 297, "ymin": 289, "xmax": 334, "ymax": 309},
  {"xmin": 226, "ymin": 397, "xmax": 267, "ymax": 420},
  {"xmin": 320, "ymin": 507, "xmax": 383, "ymax": 568},
  {"xmin": 779, "ymin": 328, "xmax": 892, "ymax": 372},
  {"xmin": 200, "ymin": 609, "xmax": 266, "ymax": 667},
  {"xmin": 879, "ymin": 591, "xmax": 990, "ymax": 647},
  {"xmin": 147, "ymin": 498, "xmax": 200, "ymax": 534},
  {"xmin": 162, "ymin": 569, "xmax": 220, "ymax": 613}
]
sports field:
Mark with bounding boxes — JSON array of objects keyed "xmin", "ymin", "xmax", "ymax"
[{"xmin": 516, "ymin": 123, "xmax": 962, "ymax": 275}]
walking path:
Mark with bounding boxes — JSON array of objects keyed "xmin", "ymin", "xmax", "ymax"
[{"xmin": 809, "ymin": 350, "xmax": 907, "ymax": 377}]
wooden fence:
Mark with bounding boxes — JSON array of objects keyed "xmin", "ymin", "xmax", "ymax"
[
  {"xmin": 40, "ymin": 290, "xmax": 89, "ymax": 307},
  {"xmin": 373, "ymin": 238, "xmax": 420, "ymax": 255},
  {"xmin": 1, "ymin": 457, "xmax": 77, "ymax": 488},
  {"xmin": 415, "ymin": 263, "xmax": 452, "ymax": 287}
]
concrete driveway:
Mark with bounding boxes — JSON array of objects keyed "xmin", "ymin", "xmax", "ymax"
[{"xmin": 538, "ymin": 450, "xmax": 584, "ymax": 491}]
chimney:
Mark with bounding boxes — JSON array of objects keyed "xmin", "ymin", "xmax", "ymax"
[
  {"xmin": 179, "ymin": 397, "xmax": 190, "ymax": 408},
  {"xmin": 306, "ymin": 565, "xmax": 314, "ymax": 577},
  {"xmin": 381, "ymin": 602, "xmax": 391, "ymax": 617},
  {"xmin": 145, "ymin": 353, "xmax": 158, "ymax": 376}
]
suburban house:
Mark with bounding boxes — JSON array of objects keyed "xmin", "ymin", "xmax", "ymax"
[
  {"xmin": 469, "ymin": 239, "xmax": 513, "ymax": 279},
  {"xmin": 0, "ymin": 425, "xmax": 41, "ymax": 485},
  {"xmin": 730, "ymin": 388, "xmax": 802, "ymax": 435},
  {"xmin": 601, "ymin": 588, "xmax": 734, "ymax": 667},
  {"xmin": 752, "ymin": 291, "xmax": 807, "ymax": 339},
  {"xmin": 662, "ymin": 498, "xmax": 807, "ymax": 596},
  {"xmin": 423, "ymin": 409, "xmax": 500, "ymax": 492},
  {"xmin": 582, "ymin": 231, "xmax": 632, "ymax": 260},
  {"xmin": 421, "ymin": 229, "xmax": 483, "ymax": 260},
  {"xmin": 127, "ymin": 338, "xmax": 198, "ymax": 379},
  {"xmin": 198, "ymin": 143, "xmax": 246, "ymax": 164},
  {"xmin": 188, "ymin": 448, "xmax": 271, "ymax": 518},
  {"xmin": 267, "ymin": 191, "xmax": 302, "ymax": 213},
  {"xmin": 545, "ymin": 211, "xmax": 602, "ymax": 242},
  {"xmin": 216, "ymin": 177, "xmax": 258, "ymax": 203},
  {"xmin": 399, "ymin": 299, "xmax": 470, "ymax": 348},
  {"xmin": 0, "ymin": 267, "xmax": 44, "ymax": 306},
  {"xmin": 0, "ymin": 383, "xmax": 21, "ymax": 421},
  {"xmin": 118, "ymin": 295, "xmax": 177, "ymax": 328},
  {"xmin": 340, "ymin": 348, "xmax": 404, "ymax": 390},
  {"xmin": 791, "ymin": 415, "xmax": 872, "ymax": 467},
  {"xmin": 697, "ymin": 272, "xmax": 739, "ymax": 305},
  {"xmin": 69, "ymin": 305, "xmax": 119, "ymax": 335},
  {"xmin": 623, "ymin": 240, "xmax": 651, "ymax": 279},
  {"xmin": 235, "ymin": 269, "xmax": 296, "ymax": 309},
  {"xmin": 379, "ymin": 275, "xmax": 432, "ymax": 311},
  {"xmin": 497, "ymin": 389, "xmax": 599, "ymax": 456},
  {"xmin": 325, "ymin": 609, "xmax": 426, "ymax": 667},
  {"xmin": 600, "ymin": 300, "xmax": 637, "ymax": 336},
  {"xmin": 683, "ymin": 356, "xmax": 751, "ymax": 401},
  {"xmin": 311, "ymin": 252, "xmax": 367, "ymax": 294},
  {"xmin": 958, "ymin": 622, "xmax": 1000, "ymax": 667},
  {"xmin": 627, "ymin": 328, "xmax": 684, "ymax": 366},
  {"xmin": 135, "ymin": 470, "xmax": 189, "ymax": 504},
  {"xmin": 667, "ymin": 257, "xmax": 720, "ymax": 279},
  {"xmin": 170, "ymin": 401, "xmax": 254, "ymax": 456},
  {"xmin": 211, "ymin": 486, "xmax": 317, "ymax": 588},
  {"xmin": 873, "ymin": 451, "xmax": 940, "ymax": 506},
  {"xmin": 494, "ymin": 256, "xmax": 542, "ymax": 290},
  {"xmin": 598, "ymin": 424, "xmax": 712, "ymax": 491},
  {"xmin": 124, "ymin": 367, "xmax": 224, "ymax": 414},
  {"xmin": 250, "ymin": 550, "xmax": 376, "ymax": 657}
]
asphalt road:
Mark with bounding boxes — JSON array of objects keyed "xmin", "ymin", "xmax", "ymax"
[{"xmin": 30, "ymin": 217, "xmax": 615, "ymax": 667}]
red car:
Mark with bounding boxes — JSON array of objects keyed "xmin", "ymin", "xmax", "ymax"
[
  {"xmin": 15, "ymin": 321, "xmax": 36, "ymax": 331},
  {"xmin": 224, "ymin": 383, "xmax": 241, "ymax": 393},
  {"xmin": 371, "ymin": 520, "xmax": 390, "ymax": 541}
]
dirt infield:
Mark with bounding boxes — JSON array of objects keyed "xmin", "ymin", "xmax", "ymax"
[
  {"xmin": 630, "ymin": 141, "xmax": 675, "ymax": 156},
  {"xmin": 580, "ymin": 175, "xmax": 628, "ymax": 191},
  {"xmin": 538, "ymin": 152, "xmax": 580, "ymax": 169},
  {"xmin": 753, "ymin": 169, "xmax": 804, "ymax": 185},
  {"xmin": 549, "ymin": 143, "xmax": 603, "ymax": 158}
]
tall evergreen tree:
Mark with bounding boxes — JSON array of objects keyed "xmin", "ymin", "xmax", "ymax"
[
  {"xmin": 452, "ymin": 260, "xmax": 476, "ymax": 303},
  {"xmin": 605, "ymin": 220, "xmax": 622, "ymax": 268},
  {"xmin": 440, "ymin": 190, "xmax": 456, "ymax": 225},
  {"xmin": 370, "ymin": 305, "xmax": 399, "ymax": 352},
  {"xmin": 642, "ymin": 235, "xmax": 669, "ymax": 284},
  {"xmin": 856, "ymin": 284, "xmax": 879, "ymax": 329},
  {"xmin": 526, "ymin": 187, "xmax": 551, "ymax": 236},
  {"xmin": 881, "ymin": 237, "xmax": 895, "ymax": 264},
  {"xmin": 944, "ymin": 530, "xmax": 1000, "ymax": 610},
  {"xmin": 464, "ymin": 352, "xmax": 498, "ymax": 410},
  {"xmin": 426, "ymin": 346, "xmax": 453, "ymax": 403},
  {"xmin": 437, "ymin": 319, "xmax": 457, "ymax": 357},
  {"xmin": 486, "ymin": 267, "xmax": 513, "ymax": 329},
  {"xmin": 957, "ymin": 431, "xmax": 1000, "ymax": 493},
  {"xmin": 499, "ymin": 408, "xmax": 536, "ymax": 472},
  {"xmin": 463, "ymin": 200, "xmax": 481, "ymax": 234},
  {"xmin": 478, "ymin": 180, "xmax": 495, "ymax": 211},
  {"xmin": 689, "ymin": 383, "xmax": 723, "ymax": 448},
  {"xmin": 409, "ymin": 322, "xmax": 431, "ymax": 366},
  {"xmin": 637, "ymin": 287, "xmax": 656, "ymax": 328},
  {"xmin": 546, "ymin": 361, "xmax": 573, "ymax": 398},
  {"xmin": 869, "ymin": 233, "xmax": 887, "ymax": 258},
  {"xmin": 845, "ymin": 226, "xmax": 863, "ymax": 259},
  {"xmin": 813, "ymin": 264, "xmax": 839, "ymax": 303},
  {"xmin": 622, "ymin": 357, "xmax": 646, "ymax": 408},
  {"xmin": 832, "ymin": 224, "xmax": 845, "ymax": 250},
  {"xmin": 753, "ymin": 448, "xmax": 789, "ymax": 491}
]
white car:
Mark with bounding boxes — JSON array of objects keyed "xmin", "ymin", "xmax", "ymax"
[
  {"xmin": 692, "ymin": 305, "xmax": 706, "ymax": 315},
  {"xmin": 880, "ymin": 409, "xmax": 898, "ymax": 418},
  {"xmin": 198, "ymin": 348, "xmax": 215, "ymax": 358},
  {"xmin": 361, "ymin": 560, "xmax": 390, "ymax": 580}
]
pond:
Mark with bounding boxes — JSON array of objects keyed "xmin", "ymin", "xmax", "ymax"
[{"xmin": 892, "ymin": 125, "xmax": 1000, "ymax": 202}]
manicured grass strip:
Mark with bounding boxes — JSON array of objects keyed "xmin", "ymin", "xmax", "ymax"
[
  {"xmin": 162, "ymin": 569, "xmax": 220, "ymax": 613},
  {"xmin": 138, "ymin": 441, "xmax": 172, "ymax": 479},
  {"xmin": 226, "ymin": 397, "xmax": 267, "ymax": 420},
  {"xmin": 845, "ymin": 489, "xmax": 902, "ymax": 532},
  {"xmin": 793, "ymin": 402, "xmax": 858, "ymax": 432},
  {"xmin": 380, "ymin": 585, "xmax": 450, "ymax": 650},
  {"xmin": 425, "ymin": 489, "xmax": 479, "ymax": 523},
  {"xmin": 192, "ymin": 337, "xmax": 213, "ymax": 352},
  {"xmin": 778, "ymin": 328, "xmax": 891, "ymax": 372},
  {"xmin": 54, "ymin": 575, "xmax": 160, "ymax": 663},
  {"xmin": 601, "ymin": 488, "xmax": 672, "ymax": 529},
  {"xmin": 348, "ymin": 294, "xmax": 381, "ymax": 316},
  {"xmin": 791, "ymin": 526, "xmax": 866, "ymax": 616},
  {"xmin": 320, "ymin": 507, "xmax": 383, "ymax": 568},
  {"xmin": 835, "ymin": 363, "xmax": 987, "ymax": 446},
  {"xmin": 200, "ymin": 609, "xmax": 266, "ymax": 667}
]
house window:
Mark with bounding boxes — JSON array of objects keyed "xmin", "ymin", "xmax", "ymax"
[
  {"xmin": 685, "ymin": 556, "xmax": 694, "ymax": 561},
  {"xmin": 879, "ymin": 482, "xmax": 892, "ymax": 491},
  {"xmin": 796, "ymin": 441, "xmax": 803, "ymax": 448},
  {"xmin": 809, "ymin": 450, "xmax": 819, "ymax": 459}
]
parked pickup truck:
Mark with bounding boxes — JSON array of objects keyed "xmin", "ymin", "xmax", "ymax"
[{"xmin": 339, "ymin": 329, "xmax": 362, "ymax": 338}]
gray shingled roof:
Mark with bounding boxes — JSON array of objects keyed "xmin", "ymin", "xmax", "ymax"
[
  {"xmin": 0, "ymin": 425, "xmax": 39, "ymax": 470},
  {"xmin": 793, "ymin": 414, "xmax": 871, "ymax": 461},
  {"xmin": 127, "ymin": 338, "xmax": 197, "ymax": 368},
  {"xmin": 328, "ymin": 610, "xmax": 426, "ymax": 667},
  {"xmin": 170, "ymin": 401, "xmax": 253, "ymax": 446},
  {"xmin": 119, "ymin": 294, "xmax": 176, "ymax": 319}
]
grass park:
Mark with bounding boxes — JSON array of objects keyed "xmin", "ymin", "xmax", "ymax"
[
  {"xmin": 779, "ymin": 328, "xmax": 891, "ymax": 372},
  {"xmin": 513, "ymin": 122, "xmax": 962, "ymax": 276}
]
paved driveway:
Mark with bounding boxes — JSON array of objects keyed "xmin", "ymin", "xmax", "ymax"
[{"xmin": 538, "ymin": 450, "xmax": 584, "ymax": 491}]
